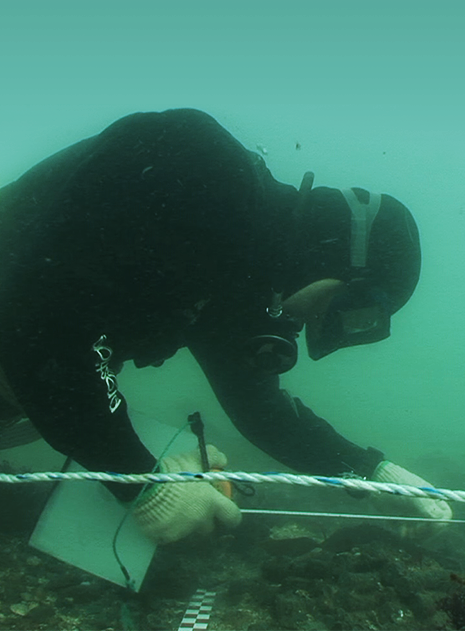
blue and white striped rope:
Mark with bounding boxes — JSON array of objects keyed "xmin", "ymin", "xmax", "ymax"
[{"xmin": 0, "ymin": 469, "xmax": 463, "ymax": 503}]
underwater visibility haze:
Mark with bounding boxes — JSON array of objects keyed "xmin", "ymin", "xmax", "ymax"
[{"xmin": 0, "ymin": 1, "xmax": 465, "ymax": 629}]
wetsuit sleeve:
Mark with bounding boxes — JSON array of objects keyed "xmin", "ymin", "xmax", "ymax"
[
  {"xmin": 0, "ymin": 327, "xmax": 155, "ymax": 502},
  {"xmin": 189, "ymin": 339, "xmax": 383, "ymax": 478}
]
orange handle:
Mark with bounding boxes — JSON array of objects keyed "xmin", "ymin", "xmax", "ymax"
[{"xmin": 210, "ymin": 468, "xmax": 233, "ymax": 499}]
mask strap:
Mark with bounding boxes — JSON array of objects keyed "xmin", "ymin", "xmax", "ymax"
[{"xmin": 341, "ymin": 189, "xmax": 382, "ymax": 268}]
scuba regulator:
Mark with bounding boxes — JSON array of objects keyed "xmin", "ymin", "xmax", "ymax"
[{"xmin": 242, "ymin": 290, "xmax": 301, "ymax": 375}]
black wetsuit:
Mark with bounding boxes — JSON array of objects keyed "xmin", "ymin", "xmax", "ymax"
[{"xmin": 0, "ymin": 109, "xmax": 382, "ymax": 500}]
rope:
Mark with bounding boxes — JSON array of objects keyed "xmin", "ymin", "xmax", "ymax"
[
  {"xmin": 0, "ymin": 469, "xmax": 463, "ymax": 503},
  {"xmin": 242, "ymin": 508, "xmax": 465, "ymax": 523}
]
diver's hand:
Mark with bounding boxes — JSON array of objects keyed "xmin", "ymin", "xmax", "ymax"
[
  {"xmin": 133, "ymin": 445, "xmax": 242, "ymax": 544},
  {"xmin": 373, "ymin": 460, "xmax": 453, "ymax": 520}
]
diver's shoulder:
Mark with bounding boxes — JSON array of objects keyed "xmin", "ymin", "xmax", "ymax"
[
  {"xmin": 137, "ymin": 108, "xmax": 219, "ymax": 124},
  {"xmin": 100, "ymin": 108, "xmax": 220, "ymax": 136}
]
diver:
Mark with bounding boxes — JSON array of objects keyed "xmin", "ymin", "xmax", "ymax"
[{"xmin": 0, "ymin": 108, "xmax": 451, "ymax": 544}]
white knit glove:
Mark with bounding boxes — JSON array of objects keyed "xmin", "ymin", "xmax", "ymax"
[
  {"xmin": 133, "ymin": 445, "xmax": 242, "ymax": 544},
  {"xmin": 373, "ymin": 461, "xmax": 452, "ymax": 520}
]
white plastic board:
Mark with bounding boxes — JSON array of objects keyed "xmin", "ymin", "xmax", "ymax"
[{"xmin": 29, "ymin": 418, "xmax": 197, "ymax": 590}]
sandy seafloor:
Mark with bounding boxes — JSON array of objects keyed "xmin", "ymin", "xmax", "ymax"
[{"xmin": 2, "ymin": 466, "xmax": 465, "ymax": 631}]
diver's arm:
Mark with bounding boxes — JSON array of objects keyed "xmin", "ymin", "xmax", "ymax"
[
  {"xmin": 189, "ymin": 339, "xmax": 383, "ymax": 478},
  {"xmin": 0, "ymin": 327, "xmax": 155, "ymax": 502}
]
